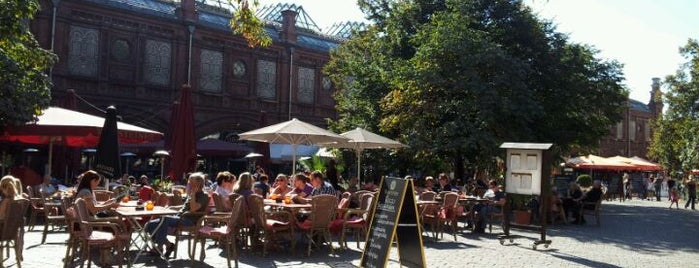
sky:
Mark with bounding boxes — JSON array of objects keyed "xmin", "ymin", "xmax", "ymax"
[{"xmin": 256, "ymin": 0, "xmax": 699, "ymax": 103}]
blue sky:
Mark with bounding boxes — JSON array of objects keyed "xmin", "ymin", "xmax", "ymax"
[{"xmin": 258, "ymin": 0, "xmax": 699, "ymax": 103}]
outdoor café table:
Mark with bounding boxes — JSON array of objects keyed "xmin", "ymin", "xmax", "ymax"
[
  {"xmin": 115, "ymin": 205, "xmax": 179, "ymax": 267},
  {"xmin": 263, "ymin": 199, "xmax": 312, "ymax": 209}
]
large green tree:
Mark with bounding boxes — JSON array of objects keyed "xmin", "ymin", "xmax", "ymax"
[
  {"xmin": 0, "ymin": 0, "xmax": 56, "ymax": 127},
  {"xmin": 649, "ymin": 39, "xmax": 699, "ymax": 174},
  {"xmin": 326, "ymin": 0, "xmax": 627, "ymax": 179}
]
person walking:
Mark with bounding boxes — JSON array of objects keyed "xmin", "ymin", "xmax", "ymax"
[
  {"xmin": 684, "ymin": 178, "xmax": 696, "ymax": 210},
  {"xmin": 667, "ymin": 176, "xmax": 676, "ymax": 201},
  {"xmin": 654, "ymin": 175, "xmax": 663, "ymax": 201}
]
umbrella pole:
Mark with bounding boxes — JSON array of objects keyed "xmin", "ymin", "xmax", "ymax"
[
  {"xmin": 292, "ymin": 144, "xmax": 298, "ymax": 175},
  {"xmin": 45, "ymin": 138, "xmax": 54, "ymax": 179},
  {"xmin": 356, "ymin": 150, "xmax": 362, "ymax": 184}
]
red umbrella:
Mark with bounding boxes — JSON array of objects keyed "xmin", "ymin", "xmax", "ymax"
[
  {"xmin": 166, "ymin": 84, "xmax": 196, "ymax": 182},
  {"xmin": 0, "ymin": 106, "xmax": 163, "ymax": 180}
]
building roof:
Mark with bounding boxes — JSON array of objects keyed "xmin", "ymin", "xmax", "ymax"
[
  {"xmin": 87, "ymin": 0, "xmax": 342, "ymax": 52},
  {"xmin": 629, "ymin": 99, "xmax": 650, "ymax": 113}
]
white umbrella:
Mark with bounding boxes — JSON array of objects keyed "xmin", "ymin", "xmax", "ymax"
[
  {"xmin": 238, "ymin": 118, "xmax": 349, "ymax": 174},
  {"xmin": 328, "ymin": 127, "xmax": 405, "ymax": 182}
]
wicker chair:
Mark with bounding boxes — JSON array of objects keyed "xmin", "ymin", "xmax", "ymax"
[
  {"xmin": 74, "ymin": 198, "xmax": 124, "ymax": 268},
  {"xmin": 25, "ymin": 186, "xmax": 45, "ymax": 231},
  {"xmin": 422, "ymin": 192, "xmax": 459, "ymax": 241},
  {"xmin": 419, "ymin": 191, "xmax": 437, "ymax": 201},
  {"xmin": 247, "ymin": 194, "xmax": 294, "ymax": 256},
  {"xmin": 212, "ymin": 192, "xmax": 230, "ymax": 214},
  {"xmin": 579, "ymin": 199, "xmax": 602, "ymax": 226},
  {"xmin": 296, "ymin": 194, "xmax": 338, "ymax": 256},
  {"xmin": 340, "ymin": 192, "xmax": 374, "ymax": 249},
  {"xmin": 41, "ymin": 198, "xmax": 68, "ymax": 244},
  {"xmin": 93, "ymin": 190, "xmax": 114, "ymax": 202},
  {"xmin": 192, "ymin": 195, "xmax": 245, "ymax": 268},
  {"xmin": 173, "ymin": 207, "xmax": 209, "ymax": 259},
  {"xmin": 0, "ymin": 199, "xmax": 30, "ymax": 268}
]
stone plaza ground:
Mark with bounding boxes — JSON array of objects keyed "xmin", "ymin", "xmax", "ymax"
[{"xmin": 12, "ymin": 198, "xmax": 699, "ymax": 268}]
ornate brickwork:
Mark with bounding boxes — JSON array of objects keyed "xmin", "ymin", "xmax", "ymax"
[
  {"xmin": 256, "ymin": 60, "xmax": 276, "ymax": 99},
  {"xmin": 297, "ymin": 67, "xmax": 315, "ymax": 103},
  {"xmin": 68, "ymin": 26, "xmax": 99, "ymax": 77},
  {"xmin": 143, "ymin": 39, "xmax": 171, "ymax": 86},
  {"xmin": 200, "ymin": 49, "xmax": 223, "ymax": 92}
]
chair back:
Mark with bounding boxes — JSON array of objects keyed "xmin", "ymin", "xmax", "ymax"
[
  {"xmin": 419, "ymin": 191, "xmax": 437, "ymax": 201},
  {"xmin": 212, "ymin": 192, "xmax": 229, "ymax": 213},
  {"xmin": 0, "ymin": 199, "xmax": 29, "ymax": 241},
  {"xmin": 341, "ymin": 192, "xmax": 351, "ymax": 200},
  {"xmin": 172, "ymin": 185, "xmax": 186, "ymax": 195},
  {"xmin": 112, "ymin": 185, "xmax": 128, "ymax": 196},
  {"xmin": 170, "ymin": 191, "xmax": 184, "ymax": 206},
  {"xmin": 155, "ymin": 192, "xmax": 169, "ymax": 206},
  {"xmin": 360, "ymin": 193, "xmax": 374, "ymax": 222},
  {"xmin": 93, "ymin": 190, "xmax": 114, "ymax": 202},
  {"xmin": 442, "ymin": 192, "xmax": 459, "ymax": 208},
  {"xmin": 227, "ymin": 195, "xmax": 246, "ymax": 231},
  {"xmin": 246, "ymin": 195, "xmax": 265, "ymax": 229},
  {"xmin": 309, "ymin": 194, "xmax": 338, "ymax": 229},
  {"xmin": 73, "ymin": 198, "xmax": 95, "ymax": 239}
]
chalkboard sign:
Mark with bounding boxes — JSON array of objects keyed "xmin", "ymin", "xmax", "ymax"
[{"xmin": 360, "ymin": 177, "xmax": 425, "ymax": 268}]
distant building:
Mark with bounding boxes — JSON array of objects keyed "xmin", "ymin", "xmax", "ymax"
[{"xmin": 598, "ymin": 78, "xmax": 663, "ymax": 158}]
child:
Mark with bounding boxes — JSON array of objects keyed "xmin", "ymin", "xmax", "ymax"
[{"xmin": 669, "ymin": 188, "xmax": 680, "ymax": 209}]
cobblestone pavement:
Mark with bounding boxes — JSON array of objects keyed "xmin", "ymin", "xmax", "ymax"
[{"xmin": 13, "ymin": 199, "xmax": 699, "ymax": 268}]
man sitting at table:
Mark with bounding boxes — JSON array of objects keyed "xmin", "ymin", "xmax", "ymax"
[
  {"xmin": 292, "ymin": 173, "xmax": 314, "ymax": 198},
  {"xmin": 144, "ymin": 172, "xmax": 209, "ymax": 258},
  {"xmin": 39, "ymin": 174, "xmax": 57, "ymax": 197},
  {"xmin": 472, "ymin": 180, "xmax": 506, "ymax": 233},
  {"xmin": 438, "ymin": 173, "xmax": 454, "ymax": 192},
  {"xmin": 294, "ymin": 171, "xmax": 336, "ymax": 204}
]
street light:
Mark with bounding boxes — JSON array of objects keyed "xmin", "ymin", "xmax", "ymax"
[{"xmin": 153, "ymin": 150, "xmax": 169, "ymax": 180}]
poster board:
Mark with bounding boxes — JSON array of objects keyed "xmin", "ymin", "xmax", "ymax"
[
  {"xmin": 505, "ymin": 149, "xmax": 543, "ymax": 195},
  {"xmin": 360, "ymin": 177, "xmax": 425, "ymax": 268}
]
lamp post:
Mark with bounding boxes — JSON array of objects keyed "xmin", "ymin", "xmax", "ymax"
[
  {"xmin": 120, "ymin": 152, "xmax": 137, "ymax": 176},
  {"xmin": 153, "ymin": 150, "xmax": 169, "ymax": 180}
]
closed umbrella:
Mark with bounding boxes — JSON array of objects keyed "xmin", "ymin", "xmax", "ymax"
[
  {"xmin": 94, "ymin": 106, "xmax": 122, "ymax": 186},
  {"xmin": 327, "ymin": 127, "xmax": 405, "ymax": 182},
  {"xmin": 166, "ymin": 85, "xmax": 196, "ymax": 182},
  {"xmin": 238, "ymin": 118, "xmax": 349, "ymax": 174}
]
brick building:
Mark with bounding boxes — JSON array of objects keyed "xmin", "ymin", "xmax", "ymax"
[{"xmin": 597, "ymin": 78, "xmax": 663, "ymax": 158}]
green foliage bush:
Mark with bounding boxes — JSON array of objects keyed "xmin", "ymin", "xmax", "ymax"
[{"xmin": 577, "ymin": 174, "xmax": 593, "ymax": 188}]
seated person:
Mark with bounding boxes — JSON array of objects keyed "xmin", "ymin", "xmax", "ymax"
[
  {"xmin": 577, "ymin": 180, "xmax": 604, "ymax": 224},
  {"xmin": 75, "ymin": 170, "xmax": 119, "ymax": 217},
  {"xmin": 252, "ymin": 174, "xmax": 270, "ymax": 198},
  {"xmin": 294, "ymin": 171, "xmax": 336, "ymax": 204},
  {"xmin": 472, "ymin": 180, "xmax": 506, "ymax": 233},
  {"xmin": 0, "ymin": 175, "xmax": 25, "ymax": 220},
  {"xmin": 145, "ymin": 173, "xmax": 209, "ymax": 257},
  {"xmin": 291, "ymin": 173, "xmax": 314, "ymax": 198},
  {"xmin": 214, "ymin": 171, "xmax": 236, "ymax": 197},
  {"xmin": 270, "ymin": 174, "xmax": 293, "ymax": 197},
  {"xmin": 438, "ymin": 173, "xmax": 454, "ymax": 192},
  {"xmin": 424, "ymin": 176, "xmax": 438, "ymax": 193},
  {"xmin": 562, "ymin": 181, "xmax": 584, "ymax": 223},
  {"xmin": 138, "ymin": 175, "xmax": 155, "ymax": 201},
  {"xmin": 233, "ymin": 172, "xmax": 255, "ymax": 197},
  {"xmin": 39, "ymin": 175, "xmax": 57, "ymax": 197},
  {"xmin": 346, "ymin": 177, "xmax": 359, "ymax": 193}
]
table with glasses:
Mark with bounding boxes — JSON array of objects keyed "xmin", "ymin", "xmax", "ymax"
[{"xmin": 115, "ymin": 204, "xmax": 179, "ymax": 267}]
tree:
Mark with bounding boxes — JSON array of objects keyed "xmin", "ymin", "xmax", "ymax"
[
  {"xmin": 228, "ymin": 0, "xmax": 272, "ymax": 47},
  {"xmin": 326, "ymin": 0, "xmax": 627, "ymax": 180},
  {"xmin": 0, "ymin": 0, "xmax": 56, "ymax": 127},
  {"xmin": 649, "ymin": 39, "xmax": 699, "ymax": 174}
]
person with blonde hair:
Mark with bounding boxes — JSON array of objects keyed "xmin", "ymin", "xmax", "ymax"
[
  {"xmin": 0, "ymin": 175, "xmax": 24, "ymax": 220},
  {"xmin": 233, "ymin": 172, "xmax": 254, "ymax": 197}
]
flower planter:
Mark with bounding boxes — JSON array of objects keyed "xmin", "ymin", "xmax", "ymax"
[{"xmin": 513, "ymin": 210, "xmax": 531, "ymax": 225}]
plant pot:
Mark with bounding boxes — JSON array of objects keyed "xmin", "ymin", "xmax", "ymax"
[{"xmin": 514, "ymin": 210, "xmax": 531, "ymax": 225}]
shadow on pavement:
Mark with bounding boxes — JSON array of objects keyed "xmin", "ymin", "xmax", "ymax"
[{"xmin": 547, "ymin": 251, "xmax": 622, "ymax": 268}]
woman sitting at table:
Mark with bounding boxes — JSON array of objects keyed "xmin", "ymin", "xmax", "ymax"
[
  {"xmin": 145, "ymin": 172, "xmax": 210, "ymax": 257},
  {"xmin": 270, "ymin": 174, "xmax": 293, "ymax": 197},
  {"xmin": 75, "ymin": 170, "xmax": 119, "ymax": 217},
  {"xmin": 215, "ymin": 171, "xmax": 236, "ymax": 197},
  {"xmin": 233, "ymin": 172, "xmax": 254, "ymax": 197},
  {"xmin": 0, "ymin": 175, "xmax": 25, "ymax": 220}
]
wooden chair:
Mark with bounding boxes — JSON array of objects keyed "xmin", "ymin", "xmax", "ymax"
[
  {"xmin": 247, "ymin": 194, "xmax": 294, "ymax": 256},
  {"xmin": 63, "ymin": 201, "xmax": 82, "ymax": 268},
  {"xmin": 93, "ymin": 190, "xmax": 114, "ymax": 202},
  {"xmin": 0, "ymin": 199, "xmax": 30, "ymax": 268},
  {"xmin": 422, "ymin": 192, "xmax": 459, "ymax": 241},
  {"xmin": 579, "ymin": 199, "xmax": 602, "ymax": 226},
  {"xmin": 172, "ymin": 185, "xmax": 186, "ymax": 195},
  {"xmin": 212, "ymin": 192, "xmax": 230, "ymax": 214},
  {"xmin": 340, "ymin": 192, "xmax": 374, "ymax": 249},
  {"xmin": 336, "ymin": 194, "xmax": 351, "ymax": 220},
  {"xmin": 296, "ymin": 194, "xmax": 337, "ymax": 256},
  {"xmin": 173, "ymin": 209, "xmax": 208, "ymax": 259},
  {"xmin": 74, "ymin": 198, "xmax": 124, "ymax": 268},
  {"xmin": 419, "ymin": 191, "xmax": 437, "ymax": 201},
  {"xmin": 155, "ymin": 192, "xmax": 170, "ymax": 207},
  {"xmin": 170, "ymin": 191, "xmax": 184, "ymax": 206},
  {"xmin": 25, "ymin": 186, "xmax": 45, "ymax": 231},
  {"xmin": 192, "ymin": 195, "xmax": 245, "ymax": 268},
  {"xmin": 41, "ymin": 198, "xmax": 68, "ymax": 244},
  {"xmin": 487, "ymin": 202, "xmax": 505, "ymax": 233}
]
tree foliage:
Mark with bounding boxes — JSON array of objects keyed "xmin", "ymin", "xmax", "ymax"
[
  {"xmin": 649, "ymin": 39, "xmax": 699, "ymax": 173},
  {"xmin": 228, "ymin": 0, "xmax": 272, "ymax": 47},
  {"xmin": 0, "ymin": 0, "xmax": 56, "ymax": 127},
  {"xmin": 325, "ymin": 0, "xmax": 627, "ymax": 179}
]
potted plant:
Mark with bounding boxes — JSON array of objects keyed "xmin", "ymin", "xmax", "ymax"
[
  {"xmin": 577, "ymin": 174, "xmax": 593, "ymax": 189},
  {"xmin": 509, "ymin": 194, "xmax": 533, "ymax": 225}
]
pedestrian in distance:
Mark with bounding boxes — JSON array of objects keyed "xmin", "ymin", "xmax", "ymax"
[
  {"xmin": 669, "ymin": 188, "xmax": 680, "ymax": 209},
  {"xmin": 684, "ymin": 177, "xmax": 696, "ymax": 210}
]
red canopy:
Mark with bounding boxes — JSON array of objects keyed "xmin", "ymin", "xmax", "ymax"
[
  {"xmin": 167, "ymin": 85, "xmax": 197, "ymax": 182},
  {"xmin": 609, "ymin": 156, "xmax": 663, "ymax": 171},
  {"xmin": 1, "ymin": 106, "xmax": 163, "ymax": 147},
  {"xmin": 567, "ymin": 154, "xmax": 636, "ymax": 171}
]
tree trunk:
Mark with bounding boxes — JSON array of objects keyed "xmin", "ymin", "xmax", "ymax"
[{"xmin": 454, "ymin": 153, "xmax": 465, "ymax": 184}]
